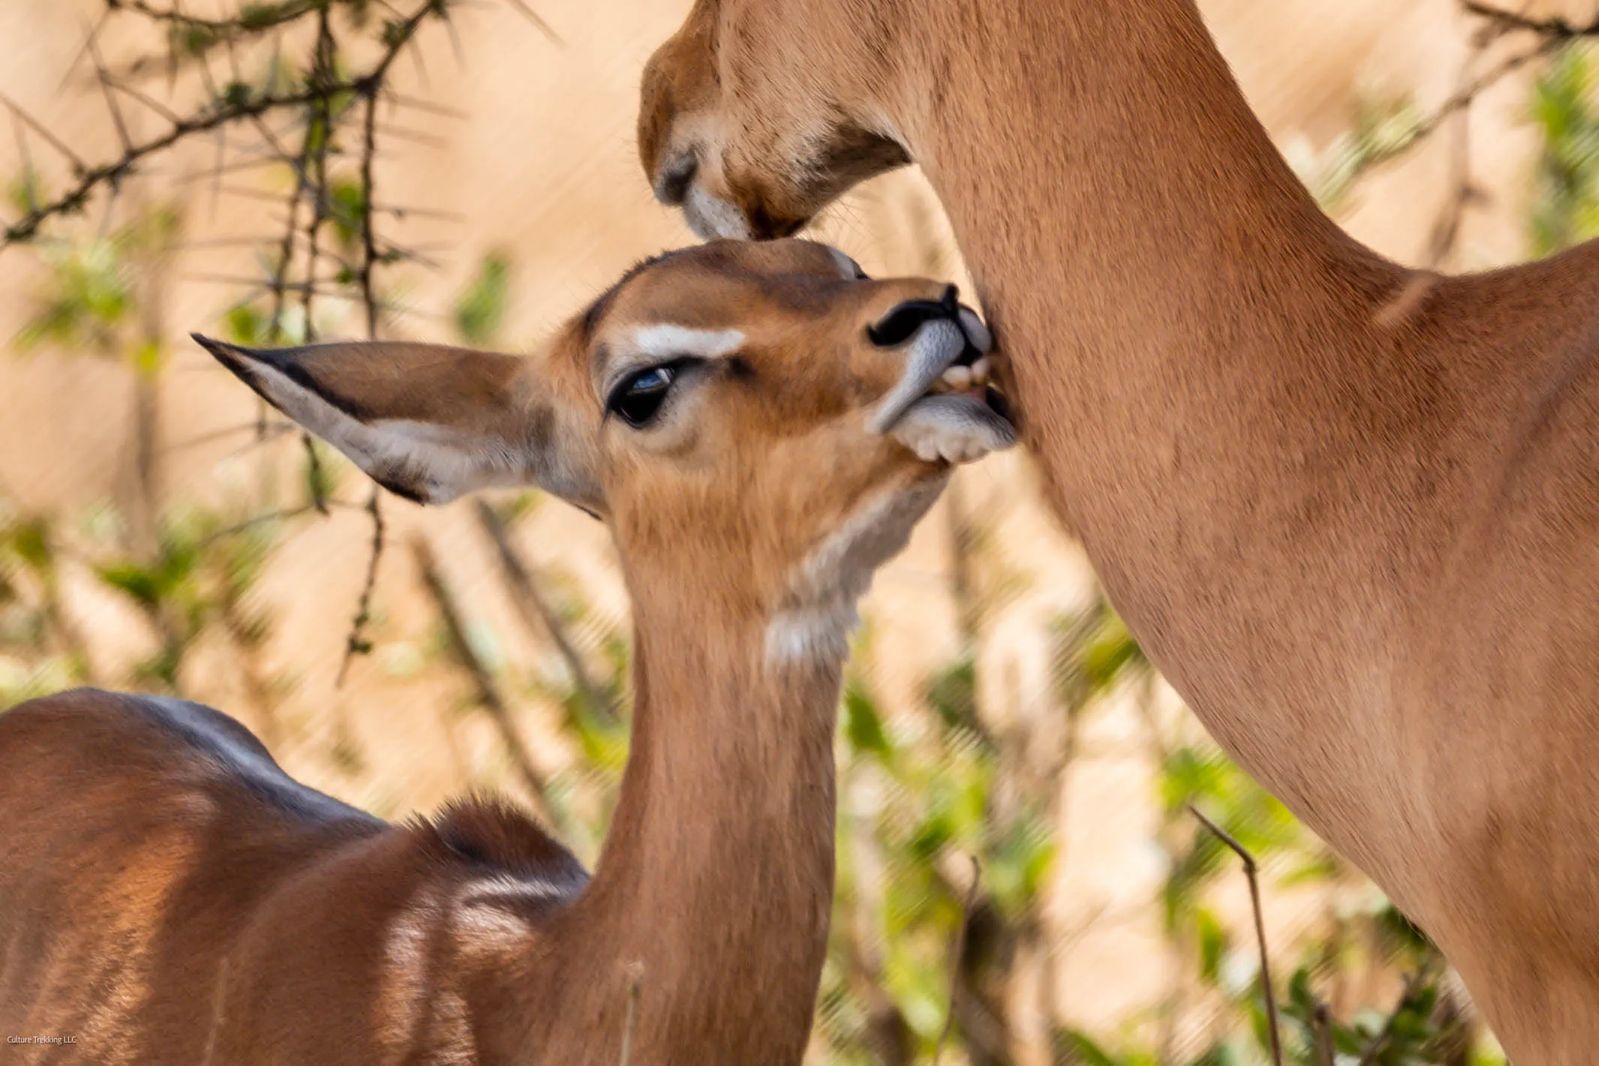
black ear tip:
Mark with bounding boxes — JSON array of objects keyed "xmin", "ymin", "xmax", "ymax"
[{"xmin": 192, "ymin": 332, "xmax": 229, "ymax": 357}]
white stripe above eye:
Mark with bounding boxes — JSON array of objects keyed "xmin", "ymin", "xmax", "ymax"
[{"xmin": 628, "ymin": 324, "xmax": 745, "ymax": 361}]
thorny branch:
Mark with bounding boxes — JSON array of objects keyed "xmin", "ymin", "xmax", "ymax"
[
  {"xmin": 1, "ymin": 0, "xmax": 548, "ymax": 681},
  {"xmin": 1319, "ymin": 1, "xmax": 1599, "ymax": 268}
]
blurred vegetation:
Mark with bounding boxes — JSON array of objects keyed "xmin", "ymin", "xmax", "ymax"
[{"xmin": 4, "ymin": 6, "xmax": 1595, "ymax": 1064}]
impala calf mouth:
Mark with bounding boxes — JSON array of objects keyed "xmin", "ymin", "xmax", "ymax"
[{"xmin": 868, "ymin": 296, "xmax": 1017, "ymax": 465}]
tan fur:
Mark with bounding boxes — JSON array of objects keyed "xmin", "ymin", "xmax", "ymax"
[
  {"xmin": 0, "ymin": 240, "xmax": 1003, "ymax": 1064},
  {"xmin": 639, "ymin": 1, "xmax": 1599, "ymax": 1057}
]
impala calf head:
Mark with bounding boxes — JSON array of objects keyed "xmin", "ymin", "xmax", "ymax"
[
  {"xmin": 196, "ymin": 239, "xmax": 1011, "ymax": 637},
  {"xmin": 639, "ymin": 0, "xmax": 910, "ymax": 240}
]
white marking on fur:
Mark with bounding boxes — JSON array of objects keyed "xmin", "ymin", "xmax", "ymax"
[
  {"xmin": 376, "ymin": 901, "xmax": 434, "ymax": 1053},
  {"xmin": 452, "ymin": 903, "xmax": 529, "ymax": 942},
  {"xmin": 628, "ymin": 324, "xmax": 745, "ymax": 362},
  {"xmin": 451, "ymin": 871, "xmax": 583, "ymax": 943},
  {"xmin": 766, "ymin": 478, "xmax": 947, "ymax": 666},
  {"xmin": 684, "ymin": 182, "xmax": 752, "ymax": 240},
  {"xmin": 374, "ymin": 895, "xmax": 478, "ymax": 1063},
  {"xmin": 765, "ymin": 602, "xmax": 860, "ymax": 665}
]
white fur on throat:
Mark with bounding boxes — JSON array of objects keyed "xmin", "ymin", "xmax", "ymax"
[{"xmin": 765, "ymin": 477, "xmax": 947, "ymax": 666}]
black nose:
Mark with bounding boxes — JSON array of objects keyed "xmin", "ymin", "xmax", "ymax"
[
  {"xmin": 654, "ymin": 152, "xmax": 699, "ymax": 206},
  {"xmin": 867, "ymin": 284, "xmax": 961, "ymax": 347}
]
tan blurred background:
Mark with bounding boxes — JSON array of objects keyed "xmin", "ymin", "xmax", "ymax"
[{"xmin": 0, "ymin": 0, "xmax": 1585, "ymax": 1059}]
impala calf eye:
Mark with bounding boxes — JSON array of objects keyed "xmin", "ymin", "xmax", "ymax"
[{"xmin": 609, "ymin": 365, "xmax": 676, "ymax": 427}]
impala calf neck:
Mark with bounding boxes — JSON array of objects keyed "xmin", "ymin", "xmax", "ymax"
[
  {"xmin": 0, "ymin": 238, "xmax": 1014, "ymax": 1064},
  {"xmin": 639, "ymin": 0, "xmax": 1599, "ymax": 1057}
]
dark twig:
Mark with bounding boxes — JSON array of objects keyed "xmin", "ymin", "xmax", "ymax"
[
  {"xmin": 104, "ymin": 0, "xmax": 322, "ymax": 38},
  {"xmin": 474, "ymin": 499, "xmax": 615, "ymax": 723},
  {"xmin": 931, "ymin": 855, "xmax": 983, "ymax": 1066},
  {"xmin": 1463, "ymin": 1, "xmax": 1599, "ymax": 38},
  {"xmin": 1426, "ymin": 18, "xmax": 1496, "ymax": 267},
  {"xmin": 4, "ymin": 0, "xmax": 442, "ymax": 249},
  {"xmin": 358, "ymin": 91, "xmax": 383, "ymax": 337},
  {"xmin": 4, "ymin": 78, "xmax": 372, "ymax": 246},
  {"xmin": 0, "ymin": 92, "xmax": 88, "ymax": 171},
  {"xmin": 413, "ymin": 535, "xmax": 559, "ymax": 827},
  {"xmin": 336, "ymin": 490, "xmax": 385, "ymax": 688},
  {"xmin": 499, "ymin": 0, "xmax": 560, "ymax": 42},
  {"xmin": 1189, "ymin": 804, "xmax": 1284, "ymax": 1066},
  {"xmin": 1313, "ymin": 1001, "xmax": 1336, "ymax": 1066},
  {"xmin": 85, "ymin": 27, "xmax": 134, "ymax": 153},
  {"xmin": 1339, "ymin": 26, "xmax": 1563, "ymax": 192}
]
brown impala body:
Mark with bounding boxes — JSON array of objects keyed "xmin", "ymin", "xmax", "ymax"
[
  {"xmin": 638, "ymin": 0, "xmax": 1599, "ymax": 1056},
  {"xmin": 0, "ymin": 239, "xmax": 1015, "ymax": 1064}
]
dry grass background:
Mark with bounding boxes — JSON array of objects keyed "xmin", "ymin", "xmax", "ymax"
[{"xmin": 0, "ymin": 0, "xmax": 1585, "ymax": 1058}]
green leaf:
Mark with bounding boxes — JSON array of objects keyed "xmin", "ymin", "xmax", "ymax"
[
  {"xmin": 1056, "ymin": 1030, "xmax": 1121, "ymax": 1066},
  {"xmin": 454, "ymin": 251, "xmax": 512, "ymax": 345},
  {"xmin": 95, "ymin": 562, "xmax": 164, "ymax": 608},
  {"xmin": 842, "ymin": 681, "xmax": 893, "ymax": 761},
  {"xmin": 1194, "ymin": 906, "xmax": 1228, "ymax": 984}
]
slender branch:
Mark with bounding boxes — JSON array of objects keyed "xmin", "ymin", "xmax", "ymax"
[
  {"xmin": 358, "ymin": 90, "xmax": 383, "ymax": 337},
  {"xmin": 104, "ymin": 0, "xmax": 322, "ymax": 37},
  {"xmin": 413, "ymin": 536, "xmax": 559, "ymax": 828},
  {"xmin": 3, "ymin": 78, "xmax": 374, "ymax": 246},
  {"xmin": 499, "ymin": 0, "xmax": 559, "ymax": 42},
  {"xmin": 1348, "ymin": 35, "xmax": 1561, "ymax": 188},
  {"xmin": 1189, "ymin": 804, "xmax": 1283, "ymax": 1066},
  {"xmin": 85, "ymin": 22, "xmax": 134, "ymax": 153},
  {"xmin": 336, "ymin": 490, "xmax": 385, "ymax": 687},
  {"xmin": 931, "ymin": 855, "xmax": 983, "ymax": 1066},
  {"xmin": 1313, "ymin": 1002, "xmax": 1336, "ymax": 1066},
  {"xmin": 474, "ymin": 499, "xmax": 615, "ymax": 723},
  {"xmin": 4, "ymin": 0, "xmax": 441, "ymax": 249},
  {"xmin": 1463, "ymin": 1, "xmax": 1599, "ymax": 38},
  {"xmin": 0, "ymin": 92, "xmax": 87, "ymax": 171}
]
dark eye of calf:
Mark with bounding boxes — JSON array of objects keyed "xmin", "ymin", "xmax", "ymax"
[{"xmin": 609, "ymin": 365, "xmax": 676, "ymax": 427}]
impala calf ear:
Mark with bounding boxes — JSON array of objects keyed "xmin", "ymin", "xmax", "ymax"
[{"xmin": 193, "ymin": 335, "xmax": 598, "ymax": 508}]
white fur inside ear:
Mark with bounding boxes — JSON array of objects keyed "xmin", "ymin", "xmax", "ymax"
[
  {"xmin": 240, "ymin": 360, "xmax": 527, "ymax": 504},
  {"xmin": 628, "ymin": 325, "xmax": 745, "ymax": 362}
]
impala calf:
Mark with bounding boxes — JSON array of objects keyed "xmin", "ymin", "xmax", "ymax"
[
  {"xmin": 0, "ymin": 238, "xmax": 1014, "ymax": 1065},
  {"xmin": 640, "ymin": 0, "xmax": 1599, "ymax": 1056}
]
